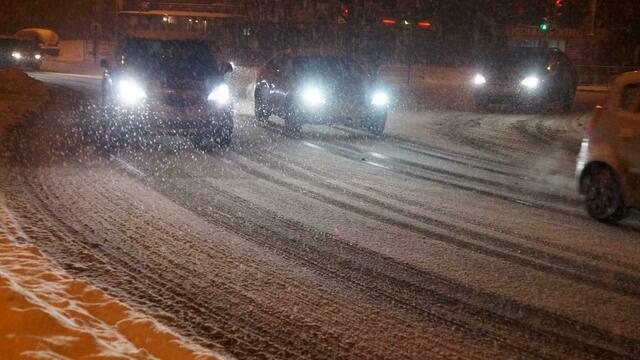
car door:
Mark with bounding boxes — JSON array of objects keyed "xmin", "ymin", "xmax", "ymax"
[
  {"xmin": 268, "ymin": 55, "xmax": 291, "ymax": 115},
  {"xmin": 558, "ymin": 53, "xmax": 576, "ymax": 95},
  {"xmin": 259, "ymin": 54, "xmax": 289, "ymax": 114},
  {"xmin": 545, "ymin": 54, "xmax": 565, "ymax": 99},
  {"xmin": 612, "ymin": 80, "xmax": 640, "ymax": 200}
]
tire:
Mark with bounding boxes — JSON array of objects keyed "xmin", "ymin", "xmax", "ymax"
[
  {"xmin": 193, "ymin": 121, "xmax": 233, "ymax": 151},
  {"xmin": 474, "ymin": 96, "xmax": 489, "ymax": 112},
  {"xmin": 99, "ymin": 105, "xmax": 126, "ymax": 149},
  {"xmin": 560, "ymin": 89, "xmax": 575, "ymax": 113},
  {"xmin": 284, "ymin": 115, "xmax": 302, "ymax": 136},
  {"xmin": 254, "ymin": 89, "xmax": 270, "ymax": 123},
  {"xmin": 582, "ymin": 165, "xmax": 628, "ymax": 223},
  {"xmin": 365, "ymin": 113, "xmax": 387, "ymax": 135}
]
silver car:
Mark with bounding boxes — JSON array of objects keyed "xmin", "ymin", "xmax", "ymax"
[{"xmin": 576, "ymin": 71, "xmax": 640, "ymax": 223}]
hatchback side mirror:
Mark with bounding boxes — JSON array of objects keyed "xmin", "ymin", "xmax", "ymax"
[
  {"xmin": 100, "ymin": 59, "xmax": 111, "ymax": 70},
  {"xmin": 220, "ymin": 62, "xmax": 234, "ymax": 74}
]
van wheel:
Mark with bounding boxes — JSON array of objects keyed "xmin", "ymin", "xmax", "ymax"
[{"xmin": 582, "ymin": 166, "xmax": 628, "ymax": 223}]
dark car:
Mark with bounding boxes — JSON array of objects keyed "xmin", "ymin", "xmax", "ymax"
[
  {"xmin": 101, "ymin": 37, "xmax": 234, "ymax": 149},
  {"xmin": 254, "ymin": 52, "xmax": 390, "ymax": 135},
  {"xmin": 0, "ymin": 36, "xmax": 43, "ymax": 70},
  {"xmin": 472, "ymin": 47, "xmax": 577, "ymax": 112}
]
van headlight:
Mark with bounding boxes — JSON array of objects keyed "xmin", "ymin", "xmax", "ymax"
[
  {"xmin": 521, "ymin": 76, "xmax": 540, "ymax": 89},
  {"xmin": 301, "ymin": 86, "xmax": 326, "ymax": 108},
  {"xmin": 117, "ymin": 79, "xmax": 147, "ymax": 106},
  {"xmin": 371, "ymin": 91, "xmax": 389, "ymax": 106},
  {"xmin": 12, "ymin": 52, "xmax": 22, "ymax": 60},
  {"xmin": 208, "ymin": 84, "xmax": 230, "ymax": 105}
]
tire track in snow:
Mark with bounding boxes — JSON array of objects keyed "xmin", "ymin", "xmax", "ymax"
[
  {"xmin": 119, "ymin": 152, "xmax": 640, "ymax": 359},
  {"xmin": 249, "ymin": 147, "xmax": 640, "ymax": 276},
  {"xmin": 13, "ymin": 163, "xmax": 482, "ymax": 360}
]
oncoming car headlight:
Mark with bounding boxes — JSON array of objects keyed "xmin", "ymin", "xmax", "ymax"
[
  {"xmin": 34, "ymin": 54, "xmax": 42, "ymax": 60},
  {"xmin": 11, "ymin": 52, "xmax": 22, "ymax": 60},
  {"xmin": 371, "ymin": 91, "xmax": 389, "ymax": 106},
  {"xmin": 473, "ymin": 74, "xmax": 487, "ymax": 86},
  {"xmin": 521, "ymin": 75, "xmax": 540, "ymax": 89},
  {"xmin": 116, "ymin": 79, "xmax": 147, "ymax": 106},
  {"xmin": 208, "ymin": 84, "xmax": 231, "ymax": 105},
  {"xmin": 300, "ymin": 86, "xmax": 326, "ymax": 108}
]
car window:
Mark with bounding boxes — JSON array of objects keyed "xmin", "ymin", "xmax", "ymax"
[
  {"xmin": 620, "ymin": 83, "xmax": 640, "ymax": 113},
  {"xmin": 121, "ymin": 39, "xmax": 219, "ymax": 79}
]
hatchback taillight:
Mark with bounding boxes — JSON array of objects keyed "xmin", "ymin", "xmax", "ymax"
[{"xmin": 585, "ymin": 105, "xmax": 604, "ymax": 136}]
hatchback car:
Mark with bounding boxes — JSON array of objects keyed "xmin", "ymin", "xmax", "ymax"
[
  {"xmin": 576, "ymin": 71, "xmax": 640, "ymax": 223},
  {"xmin": 472, "ymin": 47, "xmax": 577, "ymax": 112},
  {"xmin": 254, "ymin": 52, "xmax": 390, "ymax": 135},
  {"xmin": 0, "ymin": 36, "xmax": 43, "ymax": 70},
  {"xmin": 101, "ymin": 37, "xmax": 234, "ymax": 149}
]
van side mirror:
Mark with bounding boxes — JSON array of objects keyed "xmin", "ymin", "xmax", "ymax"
[
  {"xmin": 100, "ymin": 59, "xmax": 111, "ymax": 70},
  {"xmin": 220, "ymin": 62, "xmax": 234, "ymax": 75}
]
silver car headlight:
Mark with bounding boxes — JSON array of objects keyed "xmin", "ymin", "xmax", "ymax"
[
  {"xmin": 12, "ymin": 52, "xmax": 22, "ymax": 60},
  {"xmin": 473, "ymin": 74, "xmax": 487, "ymax": 86},
  {"xmin": 116, "ymin": 79, "xmax": 147, "ymax": 106},
  {"xmin": 521, "ymin": 75, "xmax": 540, "ymax": 89},
  {"xmin": 207, "ymin": 84, "xmax": 231, "ymax": 105},
  {"xmin": 371, "ymin": 91, "xmax": 389, "ymax": 106},
  {"xmin": 301, "ymin": 86, "xmax": 326, "ymax": 108}
]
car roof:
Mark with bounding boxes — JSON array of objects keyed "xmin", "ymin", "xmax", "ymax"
[{"xmin": 612, "ymin": 71, "xmax": 640, "ymax": 87}]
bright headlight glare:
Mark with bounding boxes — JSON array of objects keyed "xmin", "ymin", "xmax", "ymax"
[
  {"xmin": 34, "ymin": 54, "xmax": 42, "ymax": 60},
  {"xmin": 12, "ymin": 52, "xmax": 22, "ymax": 60},
  {"xmin": 117, "ymin": 79, "xmax": 146, "ymax": 105},
  {"xmin": 372, "ymin": 92, "xmax": 389, "ymax": 106},
  {"xmin": 301, "ymin": 86, "xmax": 326, "ymax": 107},
  {"xmin": 473, "ymin": 74, "xmax": 486, "ymax": 86},
  {"xmin": 521, "ymin": 76, "xmax": 540, "ymax": 89},
  {"xmin": 208, "ymin": 84, "xmax": 230, "ymax": 104}
]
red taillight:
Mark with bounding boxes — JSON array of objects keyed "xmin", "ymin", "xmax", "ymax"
[
  {"xmin": 382, "ymin": 19, "xmax": 397, "ymax": 25},
  {"xmin": 418, "ymin": 21, "xmax": 432, "ymax": 28},
  {"xmin": 585, "ymin": 105, "xmax": 604, "ymax": 136}
]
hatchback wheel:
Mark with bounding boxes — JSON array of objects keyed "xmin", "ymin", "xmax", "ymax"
[{"xmin": 582, "ymin": 166, "xmax": 628, "ymax": 223}]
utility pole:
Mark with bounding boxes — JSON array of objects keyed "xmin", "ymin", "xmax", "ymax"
[
  {"xmin": 114, "ymin": 0, "xmax": 123, "ymax": 41},
  {"xmin": 586, "ymin": 0, "xmax": 597, "ymax": 36}
]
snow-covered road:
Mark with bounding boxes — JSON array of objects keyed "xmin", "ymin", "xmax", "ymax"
[{"xmin": 2, "ymin": 72, "xmax": 639, "ymax": 359}]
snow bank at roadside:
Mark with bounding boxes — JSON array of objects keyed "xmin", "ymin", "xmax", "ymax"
[
  {"xmin": 0, "ymin": 204, "xmax": 224, "ymax": 360},
  {"xmin": 0, "ymin": 69, "xmax": 50, "ymax": 137}
]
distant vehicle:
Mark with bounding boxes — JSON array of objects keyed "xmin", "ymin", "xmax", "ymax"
[
  {"xmin": 472, "ymin": 47, "xmax": 577, "ymax": 112},
  {"xmin": 0, "ymin": 36, "xmax": 43, "ymax": 70},
  {"xmin": 576, "ymin": 71, "xmax": 640, "ymax": 223},
  {"xmin": 14, "ymin": 28, "xmax": 60, "ymax": 56},
  {"xmin": 100, "ymin": 37, "xmax": 234, "ymax": 150},
  {"xmin": 254, "ymin": 51, "xmax": 390, "ymax": 135}
]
